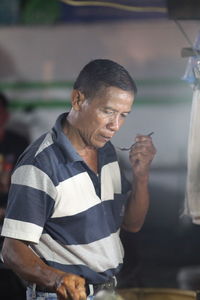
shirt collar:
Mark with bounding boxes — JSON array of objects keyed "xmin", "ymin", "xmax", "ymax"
[{"xmin": 52, "ymin": 112, "xmax": 82, "ymax": 163}]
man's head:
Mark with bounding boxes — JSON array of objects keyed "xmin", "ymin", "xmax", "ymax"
[
  {"xmin": 68, "ymin": 59, "xmax": 137, "ymax": 149},
  {"xmin": 73, "ymin": 59, "xmax": 137, "ymax": 100}
]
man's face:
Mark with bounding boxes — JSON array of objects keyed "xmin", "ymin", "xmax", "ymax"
[{"xmin": 74, "ymin": 86, "xmax": 134, "ymax": 149}]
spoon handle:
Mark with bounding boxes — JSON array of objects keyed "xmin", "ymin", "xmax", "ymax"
[{"xmin": 118, "ymin": 131, "xmax": 154, "ymax": 151}]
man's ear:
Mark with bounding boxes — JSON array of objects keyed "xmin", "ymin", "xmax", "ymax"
[{"xmin": 71, "ymin": 90, "xmax": 85, "ymax": 111}]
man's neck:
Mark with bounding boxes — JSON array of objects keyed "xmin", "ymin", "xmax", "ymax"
[
  {"xmin": 63, "ymin": 117, "xmax": 98, "ymax": 173},
  {"xmin": 63, "ymin": 117, "xmax": 94, "ymax": 152}
]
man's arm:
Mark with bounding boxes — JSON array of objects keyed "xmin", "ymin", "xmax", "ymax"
[
  {"xmin": 2, "ymin": 237, "xmax": 86, "ymax": 300},
  {"xmin": 122, "ymin": 134, "xmax": 156, "ymax": 232}
]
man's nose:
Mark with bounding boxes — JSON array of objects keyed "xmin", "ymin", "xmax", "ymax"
[{"xmin": 107, "ymin": 116, "xmax": 120, "ymax": 132}]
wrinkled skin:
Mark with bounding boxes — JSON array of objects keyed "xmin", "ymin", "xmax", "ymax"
[{"xmin": 66, "ymin": 86, "xmax": 134, "ymax": 150}]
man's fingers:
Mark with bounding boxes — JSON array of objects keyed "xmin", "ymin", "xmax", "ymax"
[
  {"xmin": 74, "ymin": 281, "xmax": 87, "ymax": 300},
  {"xmin": 130, "ymin": 137, "xmax": 156, "ymax": 160},
  {"xmin": 56, "ymin": 277, "xmax": 86, "ymax": 300},
  {"xmin": 57, "ymin": 284, "xmax": 68, "ymax": 300},
  {"xmin": 76, "ymin": 285, "xmax": 87, "ymax": 300}
]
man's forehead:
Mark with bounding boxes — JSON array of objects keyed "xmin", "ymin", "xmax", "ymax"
[{"xmin": 95, "ymin": 85, "xmax": 134, "ymax": 98}]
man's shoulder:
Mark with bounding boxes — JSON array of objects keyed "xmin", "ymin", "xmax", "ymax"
[{"xmin": 15, "ymin": 132, "xmax": 52, "ymax": 165}]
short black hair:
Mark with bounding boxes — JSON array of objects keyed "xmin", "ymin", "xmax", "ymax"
[
  {"xmin": 0, "ymin": 92, "xmax": 9, "ymax": 109},
  {"xmin": 73, "ymin": 59, "xmax": 137, "ymax": 99}
]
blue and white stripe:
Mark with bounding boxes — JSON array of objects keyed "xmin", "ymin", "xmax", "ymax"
[{"xmin": 1, "ymin": 113, "xmax": 131, "ymax": 284}]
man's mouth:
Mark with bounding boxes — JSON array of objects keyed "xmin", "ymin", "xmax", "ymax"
[{"xmin": 100, "ymin": 135, "xmax": 113, "ymax": 142}]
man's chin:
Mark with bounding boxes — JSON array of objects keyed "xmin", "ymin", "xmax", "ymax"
[
  {"xmin": 94, "ymin": 140, "xmax": 108, "ymax": 149},
  {"xmin": 87, "ymin": 140, "xmax": 105, "ymax": 150}
]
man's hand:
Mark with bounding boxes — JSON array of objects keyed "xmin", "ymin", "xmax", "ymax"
[
  {"xmin": 55, "ymin": 273, "xmax": 87, "ymax": 300},
  {"xmin": 2, "ymin": 238, "xmax": 87, "ymax": 300},
  {"xmin": 122, "ymin": 133, "xmax": 156, "ymax": 232},
  {"xmin": 129, "ymin": 134, "xmax": 156, "ymax": 180}
]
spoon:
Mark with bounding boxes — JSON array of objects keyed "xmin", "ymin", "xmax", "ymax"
[{"xmin": 118, "ymin": 131, "xmax": 154, "ymax": 151}]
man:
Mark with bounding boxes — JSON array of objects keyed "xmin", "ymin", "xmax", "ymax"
[{"xmin": 1, "ymin": 59, "xmax": 156, "ymax": 300}]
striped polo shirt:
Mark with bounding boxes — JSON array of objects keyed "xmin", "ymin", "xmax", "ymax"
[{"xmin": 1, "ymin": 113, "xmax": 131, "ymax": 284}]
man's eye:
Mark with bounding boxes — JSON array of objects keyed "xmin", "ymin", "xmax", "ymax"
[
  {"xmin": 104, "ymin": 110, "xmax": 114, "ymax": 115},
  {"xmin": 121, "ymin": 114, "xmax": 128, "ymax": 118}
]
